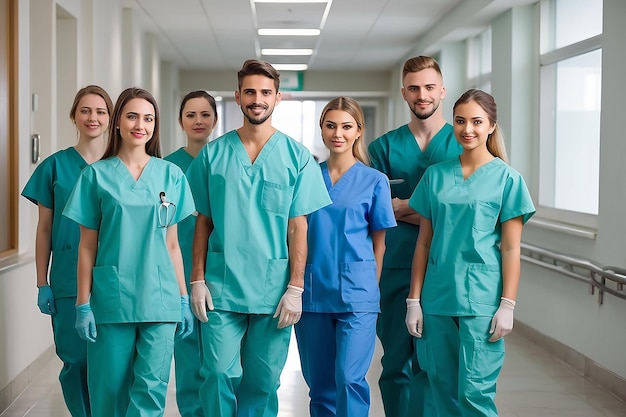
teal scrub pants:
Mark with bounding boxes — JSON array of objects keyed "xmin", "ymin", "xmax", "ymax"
[
  {"xmin": 88, "ymin": 322, "xmax": 176, "ymax": 417},
  {"xmin": 418, "ymin": 315, "xmax": 505, "ymax": 417},
  {"xmin": 376, "ymin": 268, "xmax": 437, "ymax": 417},
  {"xmin": 52, "ymin": 297, "xmax": 91, "ymax": 417},
  {"xmin": 199, "ymin": 310, "xmax": 291, "ymax": 417},
  {"xmin": 295, "ymin": 311, "xmax": 377, "ymax": 417},
  {"xmin": 174, "ymin": 318, "xmax": 205, "ymax": 417}
]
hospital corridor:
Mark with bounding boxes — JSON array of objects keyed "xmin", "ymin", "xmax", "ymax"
[
  {"xmin": 1, "ymin": 329, "xmax": 625, "ymax": 417},
  {"xmin": 3, "ymin": 1, "xmax": 626, "ymax": 417}
]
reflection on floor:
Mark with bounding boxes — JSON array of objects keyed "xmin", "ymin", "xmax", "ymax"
[{"xmin": 1, "ymin": 330, "xmax": 625, "ymax": 417}]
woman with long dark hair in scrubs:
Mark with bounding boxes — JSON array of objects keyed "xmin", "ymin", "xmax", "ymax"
[{"xmin": 63, "ymin": 87, "xmax": 195, "ymax": 417}]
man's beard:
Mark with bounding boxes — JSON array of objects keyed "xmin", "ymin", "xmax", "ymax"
[{"xmin": 409, "ymin": 100, "xmax": 439, "ymax": 120}]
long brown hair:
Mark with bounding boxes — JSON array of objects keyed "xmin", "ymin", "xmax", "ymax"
[
  {"xmin": 319, "ymin": 97, "xmax": 369, "ymax": 165},
  {"xmin": 453, "ymin": 89, "xmax": 508, "ymax": 162},
  {"xmin": 102, "ymin": 87, "xmax": 161, "ymax": 159}
]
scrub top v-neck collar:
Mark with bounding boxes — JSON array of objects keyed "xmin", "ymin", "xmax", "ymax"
[
  {"xmin": 230, "ymin": 131, "xmax": 280, "ymax": 177},
  {"xmin": 114, "ymin": 155, "xmax": 155, "ymax": 189},
  {"xmin": 69, "ymin": 146, "xmax": 89, "ymax": 170},
  {"xmin": 454, "ymin": 157, "xmax": 499, "ymax": 185},
  {"xmin": 321, "ymin": 160, "xmax": 360, "ymax": 198}
]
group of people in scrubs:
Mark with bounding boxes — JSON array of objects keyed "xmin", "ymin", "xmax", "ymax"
[{"xmin": 23, "ymin": 55, "xmax": 534, "ymax": 417}]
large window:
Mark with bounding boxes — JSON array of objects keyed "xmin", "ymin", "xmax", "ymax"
[
  {"xmin": 539, "ymin": 0, "xmax": 602, "ymax": 221},
  {"xmin": 467, "ymin": 28, "xmax": 492, "ymax": 92}
]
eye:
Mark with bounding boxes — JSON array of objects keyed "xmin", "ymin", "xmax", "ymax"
[
  {"xmin": 455, "ymin": 119, "xmax": 464, "ymax": 125},
  {"xmin": 201, "ymin": 112, "xmax": 212, "ymax": 118},
  {"xmin": 343, "ymin": 125, "xmax": 353, "ymax": 130},
  {"xmin": 145, "ymin": 116, "xmax": 154, "ymax": 123},
  {"xmin": 185, "ymin": 113, "xmax": 195, "ymax": 119},
  {"xmin": 473, "ymin": 120, "xmax": 482, "ymax": 125},
  {"xmin": 127, "ymin": 114, "xmax": 137, "ymax": 120},
  {"xmin": 81, "ymin": 109, "xmax": 89, "ymax": 114},
  {"xmin": 325, "ymin": 123, "xmax": 335, "ymax": 129}
]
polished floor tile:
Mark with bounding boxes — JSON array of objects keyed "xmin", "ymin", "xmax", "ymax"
[{"xmin": 1, "ymin": 330, "xmax": 624, "ymax": 417}]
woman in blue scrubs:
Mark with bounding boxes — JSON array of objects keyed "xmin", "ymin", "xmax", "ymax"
[
  {"xmin": 21, "ymin": 85, "xmax": 113, "ymax": 417},
  {"xmin": 405, "ymin": 89, "xmax": 535, "ymax": 417},
  {"xmin": 165, "ymin": 90, "xmax": 218, "ymax": 417},
  {"xmin": 295, "ymin": 97, "xmax": 396, "ymax": 417},
  {"xmin": 63, "ymin": 87, "xmax": 195, "ymax": 417}
]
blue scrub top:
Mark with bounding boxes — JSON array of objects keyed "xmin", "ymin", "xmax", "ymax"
[
  {"xmin": 186, "ymin": 130, "xmax": 332, "ymax": 314},
  {"xmin": 368, "ymin": 123, "xmax": 462, "ymax": 269},
  {"xmin": 21, "ymin": 147, "xmax": 88, "ymax": 298},
  {"xmin": 304, "ymin": 161, "xmax": 396, "ymax": 313},
  {"xmin": 164, "ymin": 148, "xmax": 197, "ymax": 284},
  {"xmin": 409, "ymin": 158, "xmax": 535, "ymax": 317},
  {"xmin": 63, "ymin": 156, "xmax": 196, "ymax": 324}
]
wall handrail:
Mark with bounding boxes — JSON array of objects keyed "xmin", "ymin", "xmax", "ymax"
[{"xmin": 520, "ymin": 242, "xmax": 626, "ymax": 304}]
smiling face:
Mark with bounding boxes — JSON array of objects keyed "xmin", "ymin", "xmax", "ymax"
[
  {"xmin": 321, "ymin": 109, "xmax": 361, "ymax": 158},
  {"xmin": 401, "ymin": 67, "xmax": 446, "ymax": 120},
  {"xmin": 235, "ymin": 74, "xmax": 281, "ymax": 126},
  {"xmin": 179, "ymin": 97, "xmax": 217, "ymax": 144},
  {"xmin": 453, "ymin": 99, "xmax": 496, "ymax": 153},
  {"xmin": 118, "ymin": 98, "xmax": 156, "ymax": 151},
  {"xmin": 72, "ymin": 94, "xmax": 110, "ymax": 140}
]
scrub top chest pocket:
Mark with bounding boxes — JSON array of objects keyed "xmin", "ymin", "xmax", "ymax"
[{"xmin": 261, "ymin": 181, "xmax": 294, "ymax": 215}]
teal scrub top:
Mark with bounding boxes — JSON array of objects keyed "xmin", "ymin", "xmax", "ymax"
[
  {"xmin": 63, "ymin": 156, "xmax": 196, "ymax": 324},
  {"xmin": 304, "ymin": 161, "xmax": 396, "ymax": 313},
  {"xmin": 164, "ymin": 148, "xmax": 196, "ymax": 284},
  {"xmin": 186, "ymin": 130, "xmax": 332, "ymax": 314},
  {"xmin": 21, "ymin": 147, "xmax": 88, "ymax": 298},
  {"xmin": 408, "ymin": 158, "xmax": 535, "ymax": 317},
  {"xmin": 368, "ymin": 123, "xmax": 462, "ymax": 269}
]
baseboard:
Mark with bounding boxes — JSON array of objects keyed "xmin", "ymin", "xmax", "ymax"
[
  {"xmin": 515, "ymin": 321, "xmax": 626, "ymax": 403},
  {"xmin": 0, "ymin": 346, "xmax": 56, "ymax": 413}
]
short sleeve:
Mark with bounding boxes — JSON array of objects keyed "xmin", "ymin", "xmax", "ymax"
[
  {"xmin": 369, "ymin": 175, "xmax": 397, "ymax": 231},
  {"xmin": 186, "ymin": 146, "xmax": 211, "ymax": 218},
  {"xmin": 21, "ymin": 157, "xmax": 55, "ymax": 208},
  {"xmin": 171, "ymin": 172, "xmax": 196, "ymax": 224},
  {"xmin": 62, "ymin": 167, "xmax": 101, "ymax": 230},
  {"xmin": 289, "ymin": 152, "xmax": 331, "ymax": 218},
  {"xmin": 500, "ymin": 173, "xmax": 535, "ymax": 224},
  {"xmin": 408, "ymin": 169, "xmax": 432, "ymax": 220},
  {"xmin": 368, "ymin": 139, "xmax": 389, "ymax": 175}
]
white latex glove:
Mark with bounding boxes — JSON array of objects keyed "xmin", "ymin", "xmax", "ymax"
[
  {"xmin": 273, "ymin": 285, "xmax": 304, "ymax": 329},
  {"xmin": 489, "ymin": 297, "xmax": 516, "ymax": 342},
  {"xmin": 190, "ymin": 281, "xmax": 214, "ymax": 323},
  {"xmin": 405, "ymin": 298, "xmax": 423, "ymax": 338}
]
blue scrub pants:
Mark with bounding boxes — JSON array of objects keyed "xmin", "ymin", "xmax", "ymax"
[
  {"xmin": 418, "ymin": 315, "xmax": 505, "ymax": 417},
  {"xmin": 376, "ymin": 268, "xmax": 437, "ymax": 417},
  {"xmin": 294, "ymin": 311, "xmax": 377, "ymax": 417},
  {"xmin": 52, "ymin": 297, "xmax": 91, "ymax": 417},
  {"xmin": 174, "ymin": 318, "xmax": 204, "ymax": 417},
  {"xmin": 88, "ymin": 322, "xmax": 176, "ymax": 417},
  {"xmin": 199, "ymin": 310, "xmax": 291, "ymax": 417}
]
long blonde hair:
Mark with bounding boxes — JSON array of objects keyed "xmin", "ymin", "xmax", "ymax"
[
  {"xmin": 319, "ymin": 97, "xmax": 369, "ymax": 165},
  {"xmin": 453, "ymin": 89, "xmax": 508, "ymax": 162}
]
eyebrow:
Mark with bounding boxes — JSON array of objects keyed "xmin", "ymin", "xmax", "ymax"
[{"xmin": 126, "ymin": 111, "xmax": 154, "ymax": 117}]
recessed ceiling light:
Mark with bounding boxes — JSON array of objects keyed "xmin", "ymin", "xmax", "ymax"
[
  {"xmin": 261, "ymin": 49, "xmax": 313, "ymax": 56},
  {"xmin": 258, "ymin": 28, "xmax": 320, "ymax": 36},
  {"xmin": 273, "ymin": 64, "xmax": 309, "ymax": 71}
]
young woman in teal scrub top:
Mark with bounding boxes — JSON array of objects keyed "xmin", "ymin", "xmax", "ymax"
[
  {"xmin": 406, "ymin": 89, "xmax": 535, "ymax": 417},
  {"xmin": 165, "ymin": 90, "xmax": 218, "ymax": 417},
  {"xmin": 22, "ymin": 85, "xmax": 113, "ymax": 417},
  {"xmin": 63, "ymin": 87, "xmax": 195, "ymax": 417},
  {"xmin": 295, "ymin": 97, "xmax": 396, "ymax": 417}
]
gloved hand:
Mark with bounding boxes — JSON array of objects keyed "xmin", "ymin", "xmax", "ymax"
[
  {"xmin": 190, "ymin": 281, "xmax": 214, "ymax": 323},
  {"xmin": 37, "ymin": 285, "xmax": 57, "ymax": 316},
  {"xmin": 176, "ymin": 295, "xmax": 194, "ymax": 339},
  {"xmin": 405, "ymin": 298, "xmax": 423, "ymax": 337},
  {"xmin": 273, "ymin": 285, "xmax": 304, "ymax": 329},
  {"xmin": 75, "ymin": 303, "xmax": 97, "ymax": 343},
  {"xmin": 489, "ymin": 297, "xmax": 516, "ymax": 342}
]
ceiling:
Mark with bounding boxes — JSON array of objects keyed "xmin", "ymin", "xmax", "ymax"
[{"xmin": 123, "ymin": 0, "xmax": 531, "ymax": 72}]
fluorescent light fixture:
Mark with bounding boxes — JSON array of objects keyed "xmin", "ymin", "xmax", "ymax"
[
  {"xmin": 261, "ymin": 48, "xmax": 313, "ymax": 56},
  {"xmin": 254, "ymin": 0, "xmax": 328, "ymax": 3},
  {"xmin": 258, "ymin": 28, "xmax": 320, "ymax": 36},
  {"xmin": 273, "ymin": 64, "xmax": 308, "ymax": 71}
]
